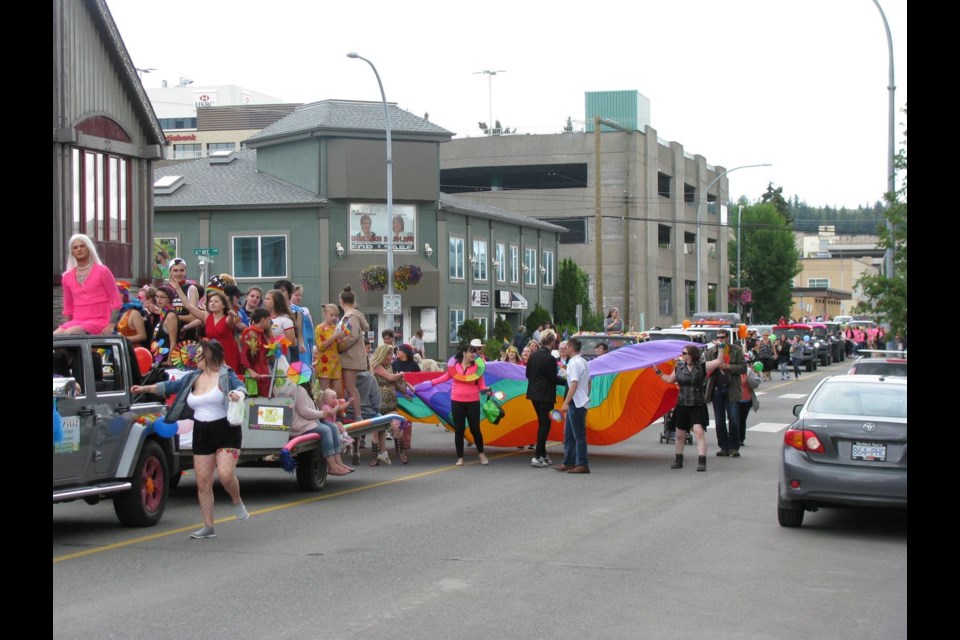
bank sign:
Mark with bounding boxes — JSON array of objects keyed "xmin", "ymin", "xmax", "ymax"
[{"xmin": 194, "ymin": 91, "xmax": 218, "ymax": 108}]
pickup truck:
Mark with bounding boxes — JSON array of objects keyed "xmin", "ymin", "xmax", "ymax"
[{"xmin": 53, "ymin": 335, "xmax": 177, "ymax": 527}]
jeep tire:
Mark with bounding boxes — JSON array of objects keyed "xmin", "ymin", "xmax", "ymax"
[{"xmin": 114, "ymin": 440, "xmax": 168, "ymax": 527}]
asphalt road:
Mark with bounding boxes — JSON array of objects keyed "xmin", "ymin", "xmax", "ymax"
[{"xmin": 53, "ymin": 362, "xmax": 907, "ymax": 640}]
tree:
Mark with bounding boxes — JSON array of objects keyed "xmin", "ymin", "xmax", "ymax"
[
  {"xmin": 853, "ymin": 107, "xmax": 907, "ymax": 340},
  {"xmin": 523, "ymin": 303, "xmax": 552, "ymax": 335},
  {"xmin": 728, "ymin": 202, "xmax": 801, "ymax": 322},
  {"xmin": 456, "ymin": 319, "xmax": 485, "ymax": 351},
  {"xmin": 553, "ymin": 258, "xmax": 591, "ymax": 327},
  {"xmin": 761, "ymin": 183, "xmax": 792, "ymax": 223}
]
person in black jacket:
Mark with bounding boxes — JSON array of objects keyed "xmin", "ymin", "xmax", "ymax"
[{"xmin": 525, "ymin": 329, "xmax": 566, "ymax": 467}]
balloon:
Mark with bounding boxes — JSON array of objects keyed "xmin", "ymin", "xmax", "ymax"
[
  {"xmin": 738, "ymin": 324, "xmax": 748, "ymax": 339},
  {"xmin": 803, "ymin": 335, "xmax": 810, "ymax": 342},
  {"xmin": 153, "ymin": 417, "xmax": 178, "ymax": 438},
  {"xmin": 134, "ymin": 347, "xmax": 153, "ymax": 375},
  {"xmin": 753, "ymin": 362, "xmax": 764, "ymax": 372},
  {"xmin": 682, "ymin": 319, "xmax": 691, "ymax": 329},
  {"xmin": 177, "ymin": 419, "xmax": 195, "ymax": 434}
]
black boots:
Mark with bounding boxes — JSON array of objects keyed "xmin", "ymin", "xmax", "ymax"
[
  {"xmin": 697, "ymin": 456, "xmax": 707, "ymax": 472},
  {"xmin": 670, "ymin": 454, "xmax": 683, "ymax": 469}
]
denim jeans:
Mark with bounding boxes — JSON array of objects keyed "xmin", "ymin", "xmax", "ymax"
[
  {"xmin": 562, "ymin": 405, "xmax": 588, "ymax": 467},
  {"xmin": 711, "ymin": 388, "xmax": 740, "ymax": 452}
]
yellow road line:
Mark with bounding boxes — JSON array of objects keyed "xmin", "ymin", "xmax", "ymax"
[{"xmin": 54, "ymin": 448, "xmax": 532, "ymax": 563}]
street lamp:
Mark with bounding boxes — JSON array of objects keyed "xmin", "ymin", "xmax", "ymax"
[
  {"xmin": 871, "ymin": 0, "xmax": 896, "ymax": 280},
  {"xmin": 695, "ymin": 163, "xmax": 771, "ymax": 313},
  {"xmin": 347, "ymin": 52, "xmax": 395, "ymax": 331},
  {"xmin": 474, "ymin": 70, "xmax": 506, "ymax": 134}
]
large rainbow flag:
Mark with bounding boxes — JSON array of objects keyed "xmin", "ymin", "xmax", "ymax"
[{"xmin": 397, "ymin": 340, "xmax": 688, "ymax": 447}]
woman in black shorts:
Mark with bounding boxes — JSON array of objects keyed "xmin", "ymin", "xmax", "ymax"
[
  {"xmin": 133, "ymin": 340, "xmax": 247, "ymax": 539},
  {"xmin": 653, "ymin": 344, "xmax": 724, "ymax": 472}
]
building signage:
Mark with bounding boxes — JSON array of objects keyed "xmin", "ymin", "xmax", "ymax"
[
  {"xmin": 349, "ymin": 203, "xmax": 417, "ymax": 252},
  {"xmin": 495, "ymin": 290, "xmax": 527, "ymax": 310},
  {"xmin": 194, "ymin": 91, "xmax": 218, "ymax": 108},
  {"xmin": 166, "ymin": 134, "xmax": 197, "ymax": 142},
  {"xmin": 470, "ymin": 290, "xmax": 490, "ymax": 308}
]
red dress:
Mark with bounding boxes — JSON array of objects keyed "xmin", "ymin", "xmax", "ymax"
[{"xmin": 205, "ymin": 313, "xmax": 242, "ymax": 374}]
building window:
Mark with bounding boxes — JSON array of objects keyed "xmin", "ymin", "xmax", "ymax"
[
  {"xmin": 658, "ymin": 225, "xmax": 671, "ymax": 250},
  {"xmin": 707, "ymin": 283, "xmax": 717, "ymax": 312},
  {"xmin": 159, "ymin": 117, "xmax": 197, "ymax": 130},
  {"xmin": 808, "ymin": 278, "xmax": 830, "ymax": 288},
  {"xmin": 706, "ymin": 194, "xmax": 718, "ymax": 215},
  {"xmin": 449, "ymin": 237, "xmax": 465, "ymax": 279},
  {"xmin": 509, "ymin": 245, "xmax": 519, "ymax": 283},
  {"xmin": 657, "ymin": 172, "xmax": 671, "ymax": 198},
  {"xmin": 708, "ymin": 239, "xmax": 717, "ymax": 259},
  {"xmin": 173, "ymin": 143, "xmax": 202, "ymax": 160},
  {"xmin": 71, "ymin": 148, "xmax": 131, "ymax": 243},
  {"xmin": 472, "ymin": 239, "xmax": 488, "ymax": 281},
  {"xmin": 685, "ymin": 280, "xmax": 696, "ymax": 317},
  {"xmin": 495, "ymin": 243, "xmax": 506, "ymax": 282},
  {"xmin": 523, "ymin": 248, "xmax": 537, "ymax": 286},
  {"xmin": 232, "ymin": 234, "xmax": 287, "ymax": 279},
  {"xmin": 207, "ymin": 142, "xmax": 236, "ymax": 153},
  {"xmin": 538, "ymin": 217, "xmax": 587, "ymax": 244},
  {"xmin": 684, "ymin": 183, "xmax": 695, "ymax": 205},
  {"xmin": 473, "ymin": 316, "xmax": 488, "ymax": 338},
  {"xmin": 684, "ymin": 231, "xmax": 696, "ymax": 255},
  {"xmin": 542, "ymin": 250, "xmax": 554, "ymax": 287},
  {"xmin": 449, "ymin": 308, "xmax": 465, "ymax": 343},
  {"xmin": 658, "ymin": 277, "xmax": 673, "ymax": 315}
]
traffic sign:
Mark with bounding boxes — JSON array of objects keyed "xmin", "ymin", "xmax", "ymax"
[
  {"xmin": 194, "ymin": 248, "xmax": 220, "ymax": 256},
  {"xmin": 383, "ymin": 294, "xmax": 402, "ymax": 314}
]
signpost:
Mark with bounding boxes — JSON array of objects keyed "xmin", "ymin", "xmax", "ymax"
[
  {"xmin": 194, "ymin": 248, "xmax": 220, "ymax": 257},
  {"xmin": 383, "ymin": 294, "xmax": 401, "ymax": 314}
]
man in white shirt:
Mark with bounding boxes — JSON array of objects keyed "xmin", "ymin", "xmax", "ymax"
[{"xmin": 554, "ymin": 337, "xmax": 591, "ymax": 474}]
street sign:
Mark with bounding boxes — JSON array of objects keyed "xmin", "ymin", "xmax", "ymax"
[
  {"xmin": 194, "ymin": 248, "xmax": 220, "ymax": 256},
  {"xmin": 383, "ymin": 294, "xmax": 402, "ymax": 314}
]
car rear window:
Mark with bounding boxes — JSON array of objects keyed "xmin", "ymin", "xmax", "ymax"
[
  {"xmin": 853, "ymin": 362, "xmax": 908, "ymax": 377},
  {"xmin": 808, "ymin": 382, "xmax": 907, "ymax": 418}
]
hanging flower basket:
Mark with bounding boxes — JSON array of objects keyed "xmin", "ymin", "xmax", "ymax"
[
  {"xmin": 728, "ymin": 287, "xmax": 752, "ymax": 305},
  {"xmin": 359, "ymin": 265, "xmax": 388, "ymax": 292},
  {"xmin": 393, "ymin": 264, "xmax": 423, "ymax": 291}
]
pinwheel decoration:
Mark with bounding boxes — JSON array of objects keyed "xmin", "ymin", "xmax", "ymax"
[
  {"xmin": 287, "ymin": 361, "xmax": 313, "ymax": 385},
  {"xmin": 170, "ymin": 340, "xmax": 200, "ymax": 370},
  {"xmin": 149, "ymin": 339, "xmax": 170, "ymax": 364}
]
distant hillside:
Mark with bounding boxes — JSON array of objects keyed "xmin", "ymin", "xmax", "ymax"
[{"xmin": 788, "ymin": 197, "xmax": 887, "ymax": 235}]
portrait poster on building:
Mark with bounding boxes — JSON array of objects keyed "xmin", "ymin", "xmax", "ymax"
[
  {"xmin": 470, "ymin": 290, "xmax": 490, "ymax": 307},
  {"xmin": 349, "ymin": 203, "xmax": 417, "ymax": 252},
  {"xmin": 153, "ymin": 237, "xmax": 178, "ymax": 281}
]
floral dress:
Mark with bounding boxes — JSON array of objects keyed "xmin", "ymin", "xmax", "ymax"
[{"xmin": 313, "ymin": 322, "xmax": 342, "ymax": 381}]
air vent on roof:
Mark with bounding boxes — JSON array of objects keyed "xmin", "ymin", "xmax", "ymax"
[
  {"xmin": 153, "ymin": 175, "xmax": 184, "ymax": 195},
  {"xmin": 209, "ymin": 150, "xmax": 237, "ymax": 164}
]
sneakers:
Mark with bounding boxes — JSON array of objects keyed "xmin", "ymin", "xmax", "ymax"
[
  {"xmin": 190, "ymin": 526, "xmax": 216, "ymax": 539},
  {"xmin": 531, "ymin": 456, "xmax": 548, "ymax": 468},
  {"xmin": 543, "ymin": 455, "xmax": 552, "ymax": 466},
  {"xmin": 235, "ymin": 502, "xmax": 249, "ymax": 521}
]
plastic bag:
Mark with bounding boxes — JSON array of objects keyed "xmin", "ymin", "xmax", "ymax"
[
  {"xmin": 481, "ymin": 396, "xmax": 505, "ymax": 424},
  {"xmin": 227, "ymin": 395, "xmax": 247, "ymax": 426}
]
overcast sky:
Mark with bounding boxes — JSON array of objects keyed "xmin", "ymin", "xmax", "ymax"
[{"xmin": 106, "ymin": 0, "xmax": 907, "ymax": 210}]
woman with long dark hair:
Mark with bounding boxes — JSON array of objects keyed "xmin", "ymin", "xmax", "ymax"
[
  {"xmin": 132, "ymin": 340, "xmax": 248, "ymax": 539},
  {"xmin": 417, "ymin": 339, "xmax": 491, "ymax": 467}
]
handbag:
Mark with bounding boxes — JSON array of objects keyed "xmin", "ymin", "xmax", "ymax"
[
  {"xmin": 227, "ymin": 395, "xmax": 247, "ymax": 426},
  {"xmin": 481, "ymin": 396, "xmax": 505, "ymax": 424}
]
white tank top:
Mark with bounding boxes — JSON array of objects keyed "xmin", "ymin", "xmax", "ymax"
[{"xmin": 187, "ymin": 384, "xmax": 227, "ymax": 422}]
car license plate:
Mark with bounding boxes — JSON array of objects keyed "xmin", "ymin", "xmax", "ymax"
[{"xmin": 852, "ymin": 442, "xmax": 886, "ymax": 462}]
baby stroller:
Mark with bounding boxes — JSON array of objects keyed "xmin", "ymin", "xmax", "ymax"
[{"xmin": 658, "ymin": 406, "xmax": 693, "ymax": 445}]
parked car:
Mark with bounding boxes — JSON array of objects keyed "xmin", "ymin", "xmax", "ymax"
[
  {"xmin": 777, "ymin": 374, "xmax": 907, "ymax": 527},
  {"xmin": 572, "ymin": 332, "xmax": 643, "ymax": 360},
  {"xmin": 847, "ymin": 351, "xmax": 907, "ymax": 377}
]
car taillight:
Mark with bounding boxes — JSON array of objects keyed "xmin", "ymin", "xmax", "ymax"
[{"xmin": 783, "ymin": 428, "xmax": 825, "ymax": 453}]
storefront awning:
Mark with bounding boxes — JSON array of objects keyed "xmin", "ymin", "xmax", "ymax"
[{"xmin": 496, "ymin": 290, "xmax": 528, "ymax": 310}]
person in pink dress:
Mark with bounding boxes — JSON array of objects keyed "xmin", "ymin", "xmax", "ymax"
[
  {"xmin": 169, "ymin": 277, "xmax": 242, "ymax": 374},
  {"xmin": 55, "ymin": 233, "xmax": 122, "ymax": 335}
]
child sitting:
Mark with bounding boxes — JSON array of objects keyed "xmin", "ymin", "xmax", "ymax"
[{"xmin": 319, "ymin": 388, "xmax": 353, "ymax": 452}]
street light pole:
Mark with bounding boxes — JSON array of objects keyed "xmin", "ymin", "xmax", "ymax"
[
  {"xmin": 736, "ymin": 204, "xmax": 743, "ymax": 318},
  {"xmin": 871, "ymin": 0, "xmax": 896, "ymax": 279},
  {"xmin": 695, "ymin": 163, "xmax": 771, "ymax": 312},
  {"xmin": 474, "ymin": 70, "xmax": 506, "ymax": 134},
  {"xmin": 348, "ymin": 52, "xmax": 394, "ymax": 332}
]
